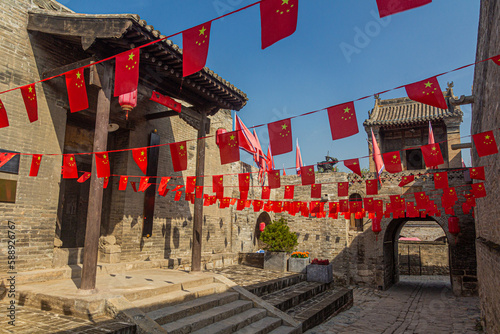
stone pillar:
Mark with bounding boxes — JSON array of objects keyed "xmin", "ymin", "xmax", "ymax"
[{"xmin": 444, "ymin": 118, "xmax": 462, "ymax": 168}]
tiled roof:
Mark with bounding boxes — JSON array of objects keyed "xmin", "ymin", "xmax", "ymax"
[
  {"xmin": 363, "ymin": 94, "xmax": 463, "ymax": 127},
  {"xmin": 28, "ymin": 1, "xmax": 248, "ymax": 111}
]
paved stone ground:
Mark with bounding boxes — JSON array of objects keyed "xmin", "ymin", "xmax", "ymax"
[
  {"xmin": 0, "ymin": 302, "xmax": 135, "ymax": 334},
  {"xmin": 209, "ymin": 264, "xmax": 299, "ymax": 287},
  {"xmin": 305, "ymin": 276, "xmax": 482, "ymax": 334}
]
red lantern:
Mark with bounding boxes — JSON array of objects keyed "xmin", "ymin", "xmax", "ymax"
[
  {"xmin": 119, "ymin": 89, "xmax": 137, "ymax": 120},
  {"xmin": 259, "ymin": 222, "xmax": 266, "ymax": 232},
  {"xmin": 372, "ymin": 216, "xmax": 382, "ymax": 240},
  {"xmin": 448, "ymin": 216, "xmax": 460, "ymax": 235}
]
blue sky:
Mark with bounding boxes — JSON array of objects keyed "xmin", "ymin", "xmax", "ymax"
[{"xmin": 66, "ymin": 0, "xmax": 480, "ymax": 171}]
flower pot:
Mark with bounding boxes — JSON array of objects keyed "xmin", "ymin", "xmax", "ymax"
[
  {"xmin": 263, "ymin": 251, "xmax": 287, "ymax": 272},
  {"xmin": 307, "ymin": 263, "xmax": 333, "ymax": 283},
  {"xmin": 288, "ymin": 257, "xmax": 310, "ymax": 273}
]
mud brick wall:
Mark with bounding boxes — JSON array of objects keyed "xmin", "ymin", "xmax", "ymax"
[{"xmin": 471, "ymin": 1, "xmax": 500, "ymax": 332}]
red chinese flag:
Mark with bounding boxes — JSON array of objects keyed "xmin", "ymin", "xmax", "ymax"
[
  {"xmin": 405, "ymin": 76, "xmax": 447, "ymax": 110},
  {"xmin": 339, "ymin": 199, "xmax": 349, "ymax": 213},
  {"xmin": 0, "ymin": 153, "xmax": 15, "ymax": 168},
  {"xmin": 443, "ymin": 187, "xmax": 458, "ymax": 203},
  {"xmin": 20, "ymin": 84, "xmax": 38, "ymax": 123},
  {"xmin": 399, "ymin": 175, "xmax": 415, "ymax": 187},
  {"xmin": 338, "ymin": 182, "xmax": 349, "ymax": 197},
  {"xmin": 213, "ymin": 175, "xmax": 223, "ymax": 193},
  {"xmin": 236, "ymin": 199, "xmax": 245, "ymax": 211},
  {"xmin": 158, "ymin": 177, "xmax": 170, "ymax": 195},
  {"xmin": 421, "ymin": 143, "xmax": 444, "ymax": 168},
  {"xmin": 268, "ymin": 119, "xmax": 292, "ymax": 155},
  {"xmin": 471, "ymin": 182, "xmax": 486, "ymax": 198},
  {"xmin": 95, "ymin": 152, "xmax": 110, "ymax": 178},
  {"xmin": 469, "ymin": 166, "xmax": 485, "ymax": 181},
  {"xmin": 77, "ymin": 172, "xmax": 91, "ymax": 183},
  {"xmin": 262, "ymin": 186, "xmax": 271, "ymax": 200},
  {"xmin": 196, "ymin": 186, "xmax": 204, "ymax": 199},
  {"xmin": 29, "ymin": 154, "xmax": 42, "ymax": 177},
  {"xmin": 366, "ymin": 179, "xmax": 378, "ymax": 195},
  {"xmin": 239, "ymin": 173, "xmax": 251, "ymax": 192},
  {"xmin": 170, "ymin": 141, "xmax": 188, "ymax": 172},
  {"xmin": 284, "ymin": 185, "xmax": 294, "ymax": 199},
  {"xmin": 119, "ymin": 176, "xmax": 128, "ymax": 191},
  {"xmin": 132, "ymin": 148, "xmax": 148, "ymax": 174},
  {"xmin": 344, "ymin": 158, "xmax": 362, "ymax": 176},
  {"xmin": 260, "ymin": 0, "xmax": 298, "ymax": 49},
  {"xmin": 374, "ymin": 200, "xmax": 384, "ymax": 213},
  {"xmin": 218, "ymin": 131, "xmax": 240, "ymax": 165},
  {"xmin": 0, "ymin": 98, "xmax": 9, "ymax": 128},
  {"xmin": 311, "ymin": 184, "xmax": 321, "ymax": 199},
  {"xmin": 172, "ymin": 185, "xmax": 184, "ymax": 192},
  {"xmin": 268, "ymin": 170, "xmax": 281, "ymax": 189},
  {"xmin": 65, "ymin": 69, "xmax": 88, "ymax": 113},
  {"xmin": 139, "ymin": 177, "xmax": 151, "ymax": 192},
  {"xmin": 240, "ymin": 190, "xmax": 248, "ymax": 200},
  {"xmin": 414, "ymin": 192, "xmax": 429, "ymax": 209},
  {"xmin": 364, "ymin": 197, "xmax": 374, "ymax": 212},
  {"xmin": 329, "ymin": 202, "xmax": 338, "ymax": 216},
  {"xmin": 383, "ymin": 151, "xmax": 403, "ymax": 173},
  {"xmin": 114, "ymin": 48, "xmax": 140, "ymax": 96},
  {"xmin": 433, "ymin": 171, "xmax": 448, "ymax": 189},
  {"xmin": 472, "ymin": 130, "xmax": 498, "ymax": 157},
  {"xmin": 186, "ymin": 176, "xmax": 196, "ymax": 193},
  {"xmin": 183, "ymin": 22, "xmax": 211, "ymax": 77},
  {"xmin": 63, "ymin": 154, "xmax": 78, "ymax": 179},
  {"xmin": 174, "ymin": 191, "xmax": 182, "ymax": 201},
  {"xmin": 390, "ymin": 195, "xmax": 402, "ymax": 210},
  {"xmin": 150, "ymin": 91, "xmax": 181, "ymax": 113},
  {"xmin": 103, "ymin": 176, "xmax": 109, "ymax": 189},
  {"xmin": 376, "ymin": 0, "xmax": 432, "ymax": 18},
  {"xmin": 300, "ymin": 165, "xmax": 315, "ymax": 185},
  {"xmin": 327, "ymin": 102, "xmax": 359, "ymax": 141}
]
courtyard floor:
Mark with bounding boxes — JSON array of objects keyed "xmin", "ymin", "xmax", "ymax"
[{"xmin": 305, "ymin": 275, "xmax": 481, "ymax": 334}]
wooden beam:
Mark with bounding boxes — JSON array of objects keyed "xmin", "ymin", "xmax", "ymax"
[
  {"xmin": 144, "ymin": 110, "xmax": 180, "ymax": 120},
  {"xmin": 451, "ymin": 143, "xmax": 472, "ymax": 150},
  {"xmin": 80, "ymin": 63, "xmax": 112, "ymax": 291},
  {"xmin": 191, "ymin": 111, "xmax": 208, "ymax": 272},
  {"xmin": 42, "ymin": 57, "xmax": 95, "ymax": 79}
]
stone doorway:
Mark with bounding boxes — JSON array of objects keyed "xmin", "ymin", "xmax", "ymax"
[
  {"xmin": 253, "ymin": 212, "xmax": 271, "ymax": 251},
  {"xmin": 382, "ymin": 217, "xmax": 452, "ymax": 291}
]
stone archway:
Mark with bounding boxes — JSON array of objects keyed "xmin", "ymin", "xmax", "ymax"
[
  {"xmin": 381, "ymin": 216, "xmax": 454, "ymax": 291},
  {"xmin": 253, "ymin": 212, "xmax": 271, "ymax": 251}
]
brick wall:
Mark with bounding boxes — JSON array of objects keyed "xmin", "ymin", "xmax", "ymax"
[
  {"xmin": 0, "ymin": 0, "xmax": 84, "ymax": 272},
  {"xmin": 398, "ymin": 241, "xmax": 449, "ymax": 276},
  {"xmin": 471, "ymin": 0, "xmax": 500, "ymax": 332}
]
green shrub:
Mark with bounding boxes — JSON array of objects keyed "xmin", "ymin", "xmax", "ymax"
[{"xmin": 259, "ymin": 218, "xmax": 298, "ymax": 252}]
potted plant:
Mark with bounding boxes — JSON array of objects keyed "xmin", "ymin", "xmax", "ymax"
[
  {"xmin": 259, "ymin": 218, "xmax": 298, "ymax": 272},
  {"xmin": 289, "ymin": 251, "xmax": 310, "ymax": 273},
  {"xmin": 307, "ymin": 258, "xmax": 333, "ymax": 283}
]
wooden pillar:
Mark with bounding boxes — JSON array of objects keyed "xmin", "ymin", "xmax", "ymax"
[
  {"xmin": 191, "ymin": 112, "xmax": 207, "ymax": 272},
  {"xmin": 80, "ymin": 63, "xmax": 112, "ymax": 290}
]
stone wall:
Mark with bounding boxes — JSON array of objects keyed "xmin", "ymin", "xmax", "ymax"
[
  {"xmin": 398, "ymin": 241, "xmax": 449, "ymax": 276},
  {"xmin": 471, "ymin": 0, "xmax": 500, "ymax": 332},
  {"xmin": 233, "ymin": 169, "xmax": 476, "ymax": 295},
  {"xmin": 399, "ymin": 221, "xmax": 446, "ymax": 241}
]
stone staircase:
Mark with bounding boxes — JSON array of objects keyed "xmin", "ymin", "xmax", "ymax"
[
  {"xmin": 245, "ymin": 274, "xmax": 353, "ymax": 332},
  {"xmin": 128, "ymin": 275, "xmax": 300, "ymax": 334}
]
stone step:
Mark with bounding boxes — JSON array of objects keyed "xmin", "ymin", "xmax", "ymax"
[
  {"xmin": 132, "ymin": 282, "xmax": 229, "ymax": 313},
  {"xmin": 260, "ymin": 281, "xmax": 329, "ymax": 312},
  {"xmin": 268, "ymin": 326, "xmax": 301, "ymax": 334},
  {"xmin": 245, "ymin": 274, "xmax": 306, "ymax": 298},
  {"xmin": 190, "ymin": 308, "xmax": 267, "ymax": 334},
  {"xmin": 147, "ymin": 291, "xmax": 240, "ymax": 325},
  {"xmin": 232, "ymin": 316, "xmax": 282, "ymax": 334},
  {"xmin": 124, "ymin": 276, "xmax": 215, "ymax": 302},
  {"xmin": 161, "ymin": 299, "xmax": 254, "ymax": 334},
  {"xmin": 286, "ymin": 288, "xmax": 354, "ymax": 332}
]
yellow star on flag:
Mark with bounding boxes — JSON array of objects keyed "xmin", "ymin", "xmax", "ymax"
[
  {"xmin": 281, "ymin": 123, "xmax": 288, "ymax": 130},
  {"xmin": 76, "ymin": 71, "xmax": 81, "ymax": 79},
  {"xmin": 128, "ymin": 53, "xmax": 135, "ymax": 61},
  {"xmin": 424, "ymin": 81, "xmax": 433, "ymax": 88},
  {"xmin": 229, "ymin": 135, "xmax": 235, "ymax": 141},
  {"xmin": 28, "ymin": 86, "xmax": 33, "ymax": 93},
  {"xmin": 199, "ymin": 26, "xmax": 206, "ymax": 35}
]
